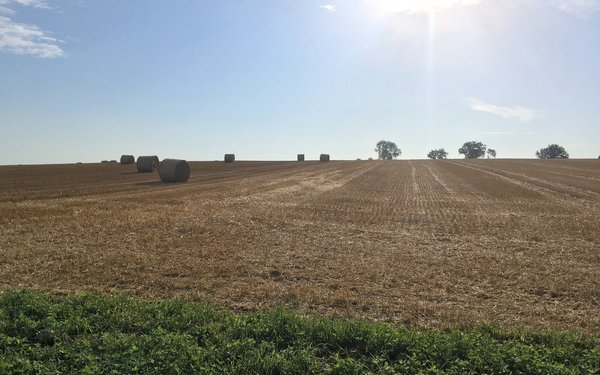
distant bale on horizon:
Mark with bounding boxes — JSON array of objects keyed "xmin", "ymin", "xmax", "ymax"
[
  {"xmin": 100, "ymin": 160, "xmax": 109, "ymax": 163},
  {"xmin": 159, "ymin": 159, "xmax": 190, "ymax": 183},
  {"xmin": 120, "ymin": 155, "xmax": 135, "ymax": 165},
  {"xmin": 137, "ymin": 156, "xmax": 159, "ymax": 172},
  {"xmin": 297, "ymin": 154, "xmax": 305, "ymax": 161},
  {"xmin": 320, "ymin": 154, "xmax": 330, "ymax": 162},
  {"xmin": 224, "ymin": 154, "xmax": 235, "ymax": 163}
]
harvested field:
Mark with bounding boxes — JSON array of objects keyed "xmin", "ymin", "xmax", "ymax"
[{"xmin": 0, "ymin": 160, "xmax": 599, "ymax": 332}]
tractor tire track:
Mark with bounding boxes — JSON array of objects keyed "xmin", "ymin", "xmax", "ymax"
[{"xmin": 451, "ymin": 161, "xmax": 600, "ymax": 201}]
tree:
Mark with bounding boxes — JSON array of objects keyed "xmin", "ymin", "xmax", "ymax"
[
  {"xmin": 458, "ymin": 141, "xmax": 487, "ymax": 159},
  {"xmin": 427, "ymin": 149, "xmax": 448, "ymax": 159},
  {"xmin": 487, "ymin": 149, "xmax": 497, "ymax": 158},
  {"xmin": 536, "ymin": 144, "xmax": 569, "ymax": 159},
  {"xmin": 375, "ymin": 140, "xmax": 401, "ymax": 160}
]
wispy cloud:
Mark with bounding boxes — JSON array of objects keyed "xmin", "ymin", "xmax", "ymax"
[
  {"xmin": 320, "ymin": 4, "xmax": 336, "ymax": 12},
  {"xmin": 0, "ymin": 0, "xmax": 63, "ymax": 58},
  {"xmin": 0, "ymin": 0, "xmax": 49, "ymax": 14},
  {"xmin": 368, "ymin": 0, "xmax": 483, "ymax": 15},
  {"xmin": 466, "ymin": 98, "xmax": 541, "ymax": 123},
  {"xmin": 554, "ymin": 0, "xmax": 600, "ymax": 17}
]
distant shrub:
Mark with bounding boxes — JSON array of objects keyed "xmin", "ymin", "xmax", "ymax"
[
  {"xmin": 459, "ymin": 141, "xmax": 486, "ymax": 159},
  {"xmin": 536, "ymin": 144, "xmax": 569, "ymax": 159},
  {"xmin": 427, "ymin": 148, "xmax": 448, "ymax": 159}
]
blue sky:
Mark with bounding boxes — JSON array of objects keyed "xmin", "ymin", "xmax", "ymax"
[{"xmin": 0, "ymin": 0, "xmax": 599, "ymax": 164}]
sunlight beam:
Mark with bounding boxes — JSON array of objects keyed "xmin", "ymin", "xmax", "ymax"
[{"xmin": 426, "ymin": 11, "xmax": 436, "ymax": 125}]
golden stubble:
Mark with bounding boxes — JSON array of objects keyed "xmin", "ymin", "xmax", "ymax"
[{"xmin": 0, "ymin": 159, "xmax": 598, "ymax": 332}]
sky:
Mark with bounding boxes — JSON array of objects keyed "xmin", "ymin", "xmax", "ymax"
[{"xmin": 0, "ymin": 0, "xmax": 599, "ymax": 164}]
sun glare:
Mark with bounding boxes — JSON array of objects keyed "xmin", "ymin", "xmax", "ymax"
[{"xmin": 368, "ymin": 0, "xmax": 482, "ymax": 15}]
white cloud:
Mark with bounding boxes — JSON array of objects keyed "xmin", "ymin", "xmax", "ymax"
[
  {"xmin": 0, "ymin": 16, "xmax": 63, "ymax": 57},
  {"xmin": 554, "ymin": 0, "xmax": 600, "ymax": 16},
  {"xmin": 320, "ymin": 4, "xmax": 336, "ymax": 12},
  {"xmin": 367, "ymin": 0, "xmax": 483, "ymax": 15},
  {"xmin": 0, "ymin": 0, "xmax": 62, "ymax": 58},
  {"xmin": 466, "ymin": 98, "xmax": 541, "ymax": 123},
  {"xmin": 0, "ymin": 0, "xmax": 49, "ymax": 13}
]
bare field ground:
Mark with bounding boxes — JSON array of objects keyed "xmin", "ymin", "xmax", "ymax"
[{"xmin": 0, "ymin": 159, "xmax": 599, "ymax": 332}]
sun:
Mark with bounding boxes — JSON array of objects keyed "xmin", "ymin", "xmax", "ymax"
[{"xmin": 368, "ymin": 0, "xmax": 482, "ymax": 15}]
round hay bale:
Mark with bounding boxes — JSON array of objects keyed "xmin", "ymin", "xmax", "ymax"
[
  {"xmin": 120, "ymin": 155, "xmax": 135, "ymax": 164},
  {"xmin": 159, "ymin": 159, "xmax": 190, "ymax": 183},
  {"xmin": 297, "ymin": 154, "xmax": 305, "ymax": 161},
  {"xmin": 137, "ymin": 155, "xmax": 159, "ymax": 172},
  {"xmin": 224, "ymin": 154, "xmax": 235, "ymax": 163},
  {"xmin": 320, "ymin": 154, "xmax": 330, "ymax": 162}
]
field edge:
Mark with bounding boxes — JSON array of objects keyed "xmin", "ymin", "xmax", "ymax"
[{"xmin": 1, "ymin": 289, "xmax": 599, "ymax": 374}]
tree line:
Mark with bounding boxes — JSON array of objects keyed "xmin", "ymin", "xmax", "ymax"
[{"xmin": 374, "ymin": 140, "xmax": 573, "ymax": 160}]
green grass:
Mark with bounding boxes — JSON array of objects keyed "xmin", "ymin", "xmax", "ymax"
[{"xmin": 0, "ymin": 290, "xmax": 598, "ymax": 374}]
